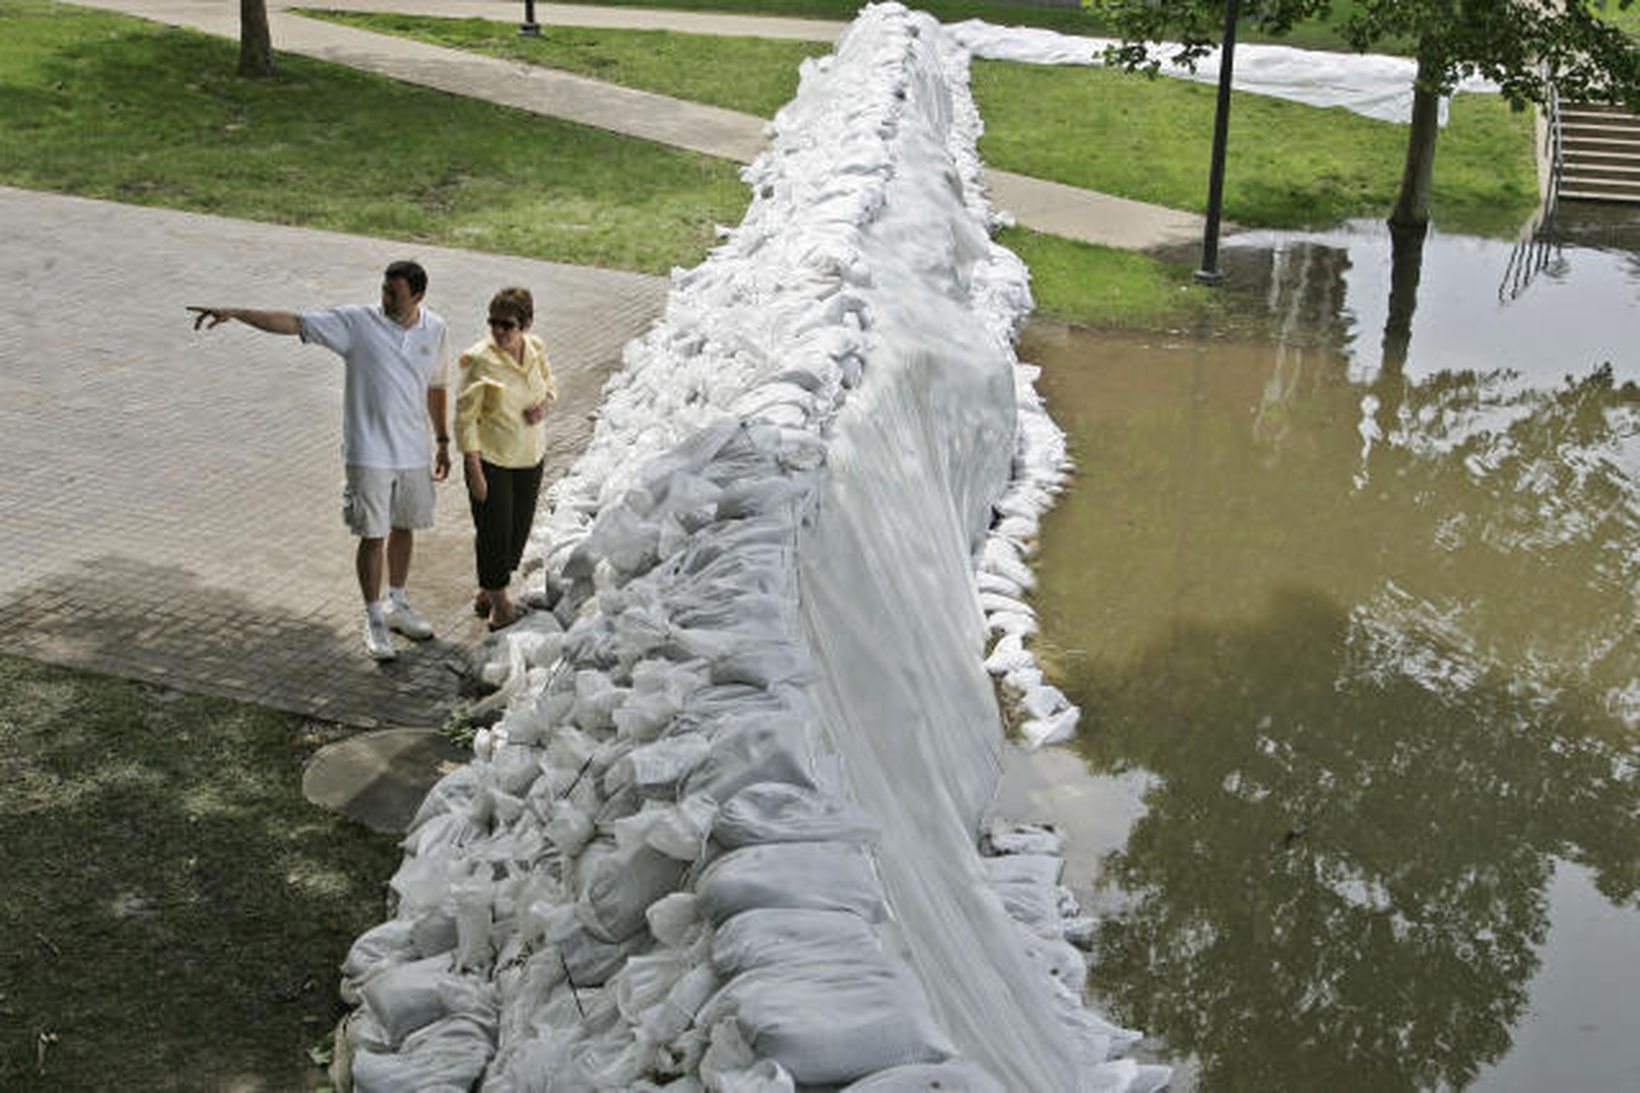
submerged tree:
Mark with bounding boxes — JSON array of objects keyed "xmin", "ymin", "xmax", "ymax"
[
  {"xmin": 1093, "ymin": 0, "xmax": 1640, "ymax": 231},
  {"xmin": 240, "ymin": 0, "xmax": 274, "ymax": 77}
]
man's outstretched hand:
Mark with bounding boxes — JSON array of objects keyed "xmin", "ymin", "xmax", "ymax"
[{"xmin": 188, "ymin": 306, "xmax": 232, "ymax": 330}]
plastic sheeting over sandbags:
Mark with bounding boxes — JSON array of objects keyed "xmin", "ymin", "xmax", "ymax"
[
  {"xmin": 338, "ymin": 4, "xmax": 1164, "ymax": 1090},
  {"xmin": 944, "ymin": 18, "xmax": 1500, "ymax": 125},
  {"xmin": 713, "ymin": 781, "xmax": 880, "ymax": 848}
]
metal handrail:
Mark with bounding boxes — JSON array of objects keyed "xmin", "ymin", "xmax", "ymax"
[
  {"xmin": 1498, "ymin": 73, "xmax": 1564, "ymax": 303},
  {"xmin": 1544, "ymin": 80, "xmax": 1564, "ymax": 222}
]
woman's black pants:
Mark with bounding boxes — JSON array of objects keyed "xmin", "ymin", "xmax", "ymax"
[{"xmin": 469, "ymin": 458, "xmax": 544, "ymax": 591}]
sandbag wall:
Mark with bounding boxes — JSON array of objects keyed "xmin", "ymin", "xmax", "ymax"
[{"xmin": 336, "ymin": 5, "xmax": 1166, "ymax": 1090}]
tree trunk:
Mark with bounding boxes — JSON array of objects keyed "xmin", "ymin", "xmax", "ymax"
[
  {"xmin": 1380, "ymin": 220, "xmax": 1426, "ymax": 381},
  {"xmin": 238, "ymin": 0, "xmax": 275, "ymax": 78},
  {"xmin": 1389, "ymin": 50, "xmax": 1443, "ymax": 233}
]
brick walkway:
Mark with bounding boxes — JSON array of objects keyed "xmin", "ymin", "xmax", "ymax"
[{"xmin": 0, "ymin": 187, "xmax": 665, "ymax": 729}]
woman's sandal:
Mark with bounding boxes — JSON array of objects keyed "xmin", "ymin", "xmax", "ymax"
[
  {"xmin": 487, "ymin": 605, "xmax": 529, "ymax": 632},
  {"xmin": 473, "ymin": 591, "xmax": 492, "ymax": 618}
]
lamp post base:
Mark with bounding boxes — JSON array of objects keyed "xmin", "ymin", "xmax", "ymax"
[
  {"xmin": 519, "ymin": 22, "xmax": 541, "ymax": 36},
  {"xmin": 1193, "ymin": 268, "xmax": 1224, "ymax": 286}
]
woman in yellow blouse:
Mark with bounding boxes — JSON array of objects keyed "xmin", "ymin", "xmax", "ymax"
[{"xmin": 455, "ymin": 287, "xmax": 556, "ymax": 630}]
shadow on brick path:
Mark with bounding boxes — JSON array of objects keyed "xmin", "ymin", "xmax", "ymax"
[{"xmin": 0, "ymin": 555, "xmax": 469, "ymax": 730}]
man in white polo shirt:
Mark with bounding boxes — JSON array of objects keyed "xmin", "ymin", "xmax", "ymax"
[{"xmin": 188, "ymin": 260, "xmax": 453, "ymax": 661}]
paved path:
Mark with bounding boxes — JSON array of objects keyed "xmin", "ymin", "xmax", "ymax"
[
  {"xmin": 75, "ymin": 0, "xmax": 1207, "ymax": 251},
  {"xmin": 0, "ymin": 187, "xmax": 665, "ymax": 729}
]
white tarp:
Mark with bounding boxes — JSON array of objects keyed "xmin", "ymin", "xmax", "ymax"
[{"xmin": 947, "ymin": 18, "xmax": 1500, "ymax": 125}]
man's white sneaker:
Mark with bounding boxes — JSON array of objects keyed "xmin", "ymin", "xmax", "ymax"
[
  {"xmin": 384, "ymin": 600, "xmax": 434, "ymax": 640},
  {"xmin": 364, "ymin": 614, "xmax": 398, "ymax": 660}
]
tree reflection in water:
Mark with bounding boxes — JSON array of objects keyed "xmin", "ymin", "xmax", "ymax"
[{"xmin": 1027, "ymin": 242, "xmax": 1640, "ymax": 1091}]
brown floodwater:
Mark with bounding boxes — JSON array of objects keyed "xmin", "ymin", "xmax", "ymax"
[{"xmin": 1001, "ymin": 218, "xmax": 1640, "ymax": 1092}]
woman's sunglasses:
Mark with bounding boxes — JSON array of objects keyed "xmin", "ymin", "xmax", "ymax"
[{"xmin": 488, "ymin": 317, "xmax": 519, "ymax": 331}]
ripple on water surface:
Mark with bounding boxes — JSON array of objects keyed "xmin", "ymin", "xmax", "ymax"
[{"xmin": 1003, "ymin": 214, "xmax": 1640, "ymax": 1092}]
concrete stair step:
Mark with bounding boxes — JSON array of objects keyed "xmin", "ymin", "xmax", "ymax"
[
  {"xmin": 1561, "ymin": 106, "xmax": 1640, "ymax": 122},
  {"xmin": 1562, "ymin": 135, "xmax": 1640, "ymax": 156},
  {"xmin": 1564, "ymin": 151, "xmax": 1640, "ymax": 170},
  {"xmin": 1562, "ymin": 101, "xmax": 1640, "ymax": 118},
  {"xmin": 1560, "ymin": 187, "xmax": 1640, "ymax": 204},
  {"xmin": 1563, "ymin": 162, "xmax": 1640, "ymax": 184},
  {"xmin": 1561, "ymin": 120, "xmax": 1640, "ymax": 140}
]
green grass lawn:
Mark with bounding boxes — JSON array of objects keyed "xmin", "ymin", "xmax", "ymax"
[
  {"xmin": 505, "ymin": 0, "xmax": 1383, "ymax": 51},
  {"xmin": 302, "ymin": 8, "xmax": 830, "ymax": 116},
  {"xmin": 0, "ymin": 0, "xmax": 749, "ymax": 275},
  {"xmin": 0, "ymin": 654, "xmax": 400, "ymax": 1089},
  {"xmin": 1002, "ymin": 225, "xmax": 1221, "ymax": 330},
  {"xmin": 309, "ymin": 8, "xmax": 1536, "ymax": 237},
  {"xmin": 530, "ymin": 0, "xmax": 1125, "ymax": 36},
  {"xmin": 972, "ymin": 60, "xmax": 1539, "ymax": 236}
]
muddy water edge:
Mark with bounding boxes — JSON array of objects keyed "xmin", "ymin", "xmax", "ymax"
[{"xmin": 1000, "ymin": 220, "xmax": 1640, "ymax": 1092}]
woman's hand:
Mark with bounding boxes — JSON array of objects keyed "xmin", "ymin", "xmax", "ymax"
[
  {"xmin": 523, "ymin": 395, "xmax": 553, "ymax": 426},
  {"xmin": 464, "ymin": 452, "xmax": 487, "ymax": 503}
]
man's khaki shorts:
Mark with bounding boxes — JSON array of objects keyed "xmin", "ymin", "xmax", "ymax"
[{"xmin": 341, "ymin": 465, "xmax": 436, "ymax": 538}]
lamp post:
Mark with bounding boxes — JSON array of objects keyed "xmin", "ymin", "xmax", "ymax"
[
  {"xmin": 1195, "ymin": 0, "xmax": 1242, "ymax": 285},
  {"xmin": 520, "ymin": 0, "xmax": 540, "ymax": 37}
]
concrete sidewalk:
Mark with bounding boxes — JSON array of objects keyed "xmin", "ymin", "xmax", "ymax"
[
  {"xmin": 75, "ymin": 0, "xmax": 1206, "ymax": 251},
  {"xmin": 0, "ymin": 187, "xmax": 664, "ymax": 730}
]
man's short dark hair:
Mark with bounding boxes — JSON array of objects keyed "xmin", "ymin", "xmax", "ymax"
[{"xmin": 385, "ymin": 260, "xmax": 428, "ymax": 297}]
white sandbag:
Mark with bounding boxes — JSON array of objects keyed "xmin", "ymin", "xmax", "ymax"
[
  {"xmin": 1020, "ymin": 705, "xmax": 1080, "ymax": 748},
  {"xmin": 648, "ymin": 963, "xmax": 721, "ymax": 1045},
  {"xmin": 986, "ymin": 609, "xmax": 1037, "ymax": 637},
  {"xmin": 407, "ymin": 764, "xmax": 484, "ymax": 833},
  {"xmin": 577, "ymin": 841, "xmax": 690, "ymax": 942},
  {"xmin": 572, "ymin": 669, "xmax": 627, "ymax": 732},
  {"xmin": 565, "ymin": 503, "xmax": 662, "ymax": 580},
  {"xmin": 991, "ymin": 879, "xmax": 1064, "ymax": 938},
  {"xmin": 711, "ymin": 908, "xmax": 880, "ymax": 977},
  {"xmin": 717, "ymin": 1059, "xmax": 797, "ymax": 1093},
  {"xmin": 358, "ymin": 955, "xmax": 496, "ymax": 1049},
  {"xmin": 605, "ymin": 733, "xmax": 713, "ymax": 797},
  {"xmin": 641, "ymin": 794, "xmax": 719, "ymax": 861},
  {"xmin": 352, "ymin": 1014, "xmax": 494, "ymax": 1093},
  {"xmin": 702, "ymin": 960, "xmax": 953, "ymax": 1085},
  {"xmin": 556, "ymin": 922, "xmax": 648, "ymax": 987},
  {"xmin": 682, "ymin": 716, "xmax": 818, "ymax": 802},
  {"xmin": 342, "ymin": 918, "xmax": 418, "ymax": 991},
  {"xmin": 977, "ymin": 591, "xmax": 1033, "ymax": 617},
  {"xmin": 564, "ymin": 1026, "xmax": 653, "ymax": 1088},
  {"xmin": 400, "ymin": 809, "xmax": 483, "ymax": 862},
  {"xmin": 543, "ymin": 800, "xmax": 594, "ymax": 857},
  {"xmin": 696, "ymin": 842, "xmax": 887, "ymax": 924},
  {"xmin": 1020, "ymin": 682, "xmax": 1069, "ymax": 721},
  {"xmin": 979, "ymin": 852, "xmax": 1063, "ymax": 887},
  {"xmin": 1018, "ymin": 934, "xmax": 1088, "ymax": 997},
  {"xmin": 647, "ymin": 892, "xmax": 704, "ymax": 948},
  {"xmin": 979, "ymin": 537, "xmax": 1035, "ymax": 590},
  {"xmin": 713, "ymin": 782, "xmax": 881, "ymax": 848},
  {"xmin": 1080, "ymin": 1057, "xmax": 1175, "ymax": 1093},
  {"xmin": 841, "ymin": 1061, "xmax": 1007, "ymax": 1092},
  {"xmin": 981, "ymin": 631, "xmax": 1031, "ymax": 675},
  {"xmin": 492, "ymin": 742, "xmax": 545, "ymax": 797},
  {"xmin": 985, "ymin": 821, "xmax": 1065, "ymax": 857}
]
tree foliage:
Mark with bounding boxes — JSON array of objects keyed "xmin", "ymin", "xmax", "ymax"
[
  {"xmin": 1100, "ymin": 1, "xmax": 1640, "ymax": 105},
  {"xmin": 1093, "ymin": 1, "xmax": 1640, "ymax": 227}
]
